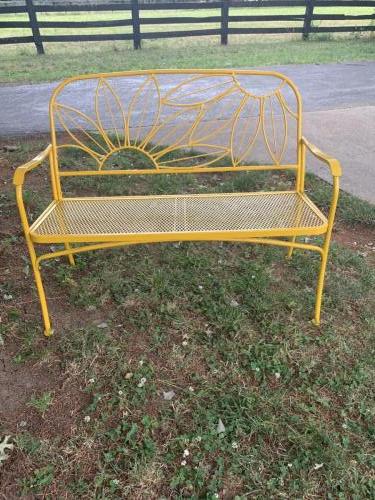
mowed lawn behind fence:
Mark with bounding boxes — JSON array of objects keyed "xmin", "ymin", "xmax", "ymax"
[
  {"xmin": 0, "ymin": 0, "xmax": 374, "ymax": 54},
  {"xmin": 1, "ymin": 2, "xmax": 375, "ymax": 83}
]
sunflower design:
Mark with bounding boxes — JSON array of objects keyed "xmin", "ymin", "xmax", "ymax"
[{"xmin": 52, "ymin": 72, "xmax": 298, "ymax": 170}]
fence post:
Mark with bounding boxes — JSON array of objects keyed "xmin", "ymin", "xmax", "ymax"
[
  {"xmin": 302, "ymin": 0, "xmax": 314, "ymax": 40},
  {"xmin": 221, "ymin": 0, "xmax": 229, "ymax": 45},
  {"xmin": 25, "ymin": 0, "xmax": 44, "ymax": 54},
  {"xmin": 131, "ymin": 0, "xmax": 141, "ymax": 49}
]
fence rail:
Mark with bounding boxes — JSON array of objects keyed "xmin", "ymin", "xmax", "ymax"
[{"xmin": 1, "ymin": 0, "xmax": 374, "ymax": 54}]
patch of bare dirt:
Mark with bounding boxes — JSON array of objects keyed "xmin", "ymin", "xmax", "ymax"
[
  {"xmin": 333, "ymin": 223, "xmax": 375, "ymax": 263},
  {"xmin": 0, "ymin": 346, "xmax": 59, "ymax": 430}
]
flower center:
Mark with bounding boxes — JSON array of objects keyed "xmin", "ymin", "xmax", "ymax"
[{"xmin": 102, "ymin": 147, "xmax": 157, "ymax": 170}]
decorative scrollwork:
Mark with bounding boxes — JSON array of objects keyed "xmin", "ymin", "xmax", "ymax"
[{"xmin": 52, "ymin": 71, "xmax": 300, "ymax": 171}]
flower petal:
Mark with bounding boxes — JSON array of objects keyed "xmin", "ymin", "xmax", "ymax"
[
  {"xmin": 163, "ymin": 74, "xmax": 238, "ymax": 107},
  {"xmin": 95, "ymin": 78, "xmax": 127, "ymax": 150},
  {"xmin": 146, "ymin": 105, "xmax": 203, "ymax": 157},
  {"xmin": 126, "ymin": 75, "xmax": 161, "ymax": 148},
  {"xmin": 54, "ymin": 103, "xmax": 109, "ymax": 159},
  {"xmin": 230, "ymin": 95, "xmax": 262, "ymax": 166},
  {"xmin": 156, "ymin": 144, "xmax": 229, "ymax": 169},
  {"xmin": 189, "ymin": 89, "xmax": 243, "ymax": 149},
  {"xmin": 261, "ymin": 93, "xmax": 288, "ymax": 165}
]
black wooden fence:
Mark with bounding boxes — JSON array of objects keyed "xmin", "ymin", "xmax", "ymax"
[{"xmin": 1, "ymin": 0, "xmax": 374, "ymax": 54}]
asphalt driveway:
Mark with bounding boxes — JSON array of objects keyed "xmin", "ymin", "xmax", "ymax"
[{"xmin": 1, "ymin": 61, "xmax": 374, "ymax": 203}]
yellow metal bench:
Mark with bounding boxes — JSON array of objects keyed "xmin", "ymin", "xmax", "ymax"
[{"xmin": 13, "ymin": 69, "xmax": 342, "ymax": 337}]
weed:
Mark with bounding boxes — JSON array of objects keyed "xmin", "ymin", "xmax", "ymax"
[
  {"xmin": 16, "ymin": 433, "xmax": 41, "ymax": 455},
  {"xmin": 21, "ymin": 465, "xmax": 54, "ymax": 493},
  {"xmin": 27, "ymin": 392, "xmax": 53, "ymax": 414}
]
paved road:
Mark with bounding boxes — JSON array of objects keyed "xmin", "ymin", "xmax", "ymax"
[{"xmin": 1, "ymin": 62, "xmax": 374, "ymax": 202}]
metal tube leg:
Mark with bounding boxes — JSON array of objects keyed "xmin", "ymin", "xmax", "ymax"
[
  {"xmin": 311, "ymin": 176, "xmax": 339, "ymax": 326},
  {"xmin": 286, "ymin": 237, "xmax": 296, "ymax": 259},
  {"xmin": 64, "ymin": 243, "xmax": 75, "ymax": 266},
  {"xmin": 31, "ymin": 259, "xmax": 53, "ymax": 337},
  {"xmin": 312, "ymin": 242, "xmax": 330, "ymax": 326}
]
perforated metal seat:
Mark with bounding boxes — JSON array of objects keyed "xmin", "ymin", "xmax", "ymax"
[{"xmin": 30, "ymin": 191, "xmax": 327, "ymax": 244}]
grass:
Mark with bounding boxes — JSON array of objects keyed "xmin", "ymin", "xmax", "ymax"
[
  {"xmin": 2, "ymin": 38, "xmax": 375, "ymax": 85},
  {"xmin": 27, "ymin": 392, "xmax": 54, "ymax": 415},
  {"xmin": 0, "ymin": 6, "xmax": 374, "ymax": 83},
  {"xmin": 0, "ymin": 137, "xmax": 374, "ymax": 497}
]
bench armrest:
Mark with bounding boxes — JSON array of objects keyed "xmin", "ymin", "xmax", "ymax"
[
  {"xmin": 13, "ymin": 145, "xmax": 52, "ymax": 186},
  {"xmin": 301, "ymin": 137, "xmax": 342, "ymax": 178}
]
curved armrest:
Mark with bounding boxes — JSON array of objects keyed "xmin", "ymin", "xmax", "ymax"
[
  {"xmin": 13, "ymin": 144, "xmax": 52, "ymax": 186},
  {"xmin": 301, "ymin": 137, "xmax": 342, "ymax": 178}
]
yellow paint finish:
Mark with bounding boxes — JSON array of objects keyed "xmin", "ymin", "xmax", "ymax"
[{"xmin": 13, "ymin": 69, "xmax": 341, "ymax": 336}]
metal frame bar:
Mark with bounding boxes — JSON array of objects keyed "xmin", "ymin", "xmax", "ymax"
[
  {"xmin": 30, "ymin": 233, "xmax": 325, "ymax": 337},
  {"xmin": 301, "ymin": 136, "xmax": 341, "ymax": 325}
]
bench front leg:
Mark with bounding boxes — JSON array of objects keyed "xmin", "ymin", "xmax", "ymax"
[
  {"xmin": 13, "ymin": 145, "xmax": 75, "ymax": 267},
  {"xmin": 313, "ymin": 175, "xmax": 340, "ymax": 326},
  {"xmin": 301, "ymin": 137, "xmax": 342, "ymax": 326},
  {"xmin": 15, "ymin": 184, "xmax": 53, "ymax": 336},
  {"xmin": 32, "ymin": 257, "xmax": 54, "ymax": 336},
  {"xmin": 13, "ymin": 146, "xmax": 56, "ymax": 336}
]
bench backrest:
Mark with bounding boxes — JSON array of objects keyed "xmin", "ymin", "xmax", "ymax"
[{"xmin": 49, "ymin": 69, "xmax": 302, "ymax": 186}]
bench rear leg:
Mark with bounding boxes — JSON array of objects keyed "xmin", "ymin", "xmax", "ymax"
[
  {"xmin": 286, "ymin": 237, "xmax": 296, "ymax": 259},
  {"xmin": 64, "ymin": 243, "xmax": 75, "ymax": 266}
]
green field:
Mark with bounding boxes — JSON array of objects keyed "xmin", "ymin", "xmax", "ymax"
[
  {"xmin": 0, "ymin": 6, "xmax": 374, "ymax": 83},
  {"xmin": 0, "ymin": 137, "xmax": 374, "ymax": 497}
]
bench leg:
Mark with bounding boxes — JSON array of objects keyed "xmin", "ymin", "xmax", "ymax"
[
  {"xmin": 286, "ymin": 237, "xmax": 296, "ymax": 259},
  {"xmin": 64, "ymin": 243, "xmax": 75, "ymax": 266},
  {"xmin": 312, "ymin": 235, "xmax": 331, "ymax": 326},
  {"xmin": 31, "ymin": 258, "xmax": 53, "ymax": 337}
]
